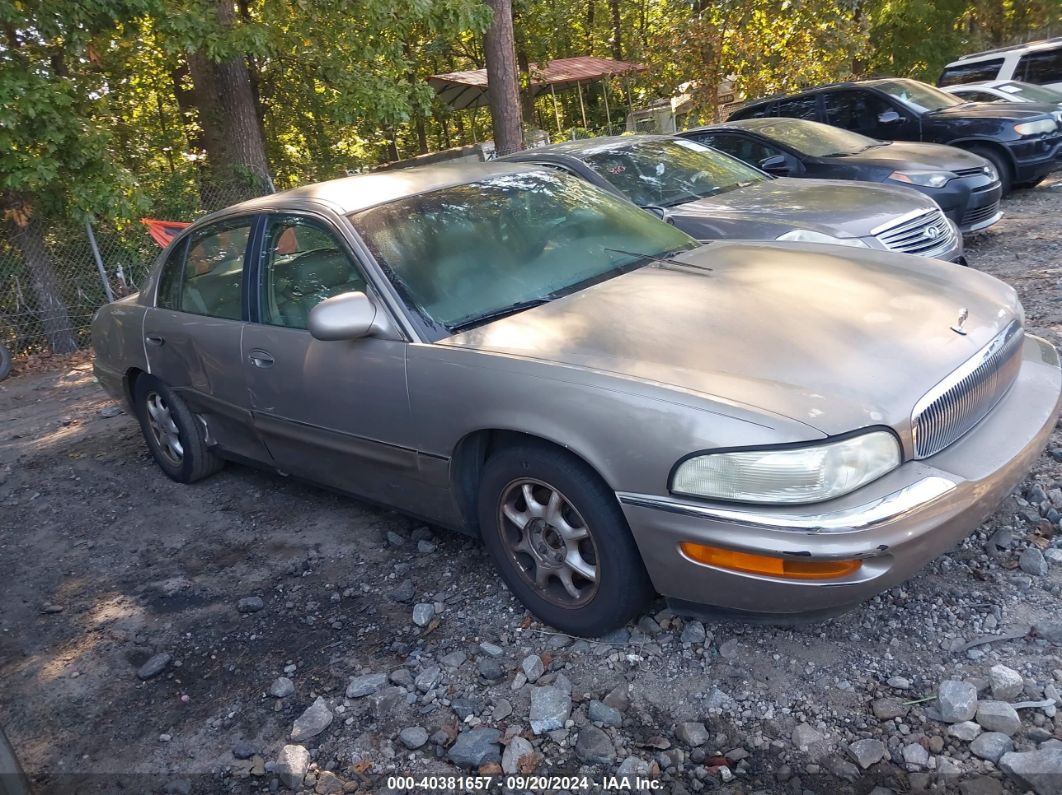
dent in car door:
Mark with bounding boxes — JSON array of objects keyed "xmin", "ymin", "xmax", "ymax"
[
  {"xmin": 143, "ymin": 216, "xmax": 271, "ymax": 464},
  {"xmin": 241, "ymin": 213, "xmax": 420, "ymax": 508}
]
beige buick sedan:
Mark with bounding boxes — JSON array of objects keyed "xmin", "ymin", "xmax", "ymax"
[{"xmin": 93, "ymin": 163, "xmax": 1061, "ymax": 636}]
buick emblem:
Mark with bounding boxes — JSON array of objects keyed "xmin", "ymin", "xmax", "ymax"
[{"xmin": 951, "ymin": 307, "xmax": 969, "ymax": 335}]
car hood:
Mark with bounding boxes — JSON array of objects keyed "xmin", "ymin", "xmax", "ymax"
[
  {"xmin": 667, "ymin": 178, "xmax": 936, "ymax": 239},
  {"xmin": 830, "ymin": 141, "xmax": 989, "ymax": 172},
  {"xmin": 440, "ymin": 242, "xmax": 1021, "ymax": 437},
  {"xmin": 927, "ymin": 101, "xmax": 1060, "ymax": 122}
]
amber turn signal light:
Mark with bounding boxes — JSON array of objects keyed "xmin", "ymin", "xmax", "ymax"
[{"xmin": 680, "ymin": 542, "xmax": 861, "ymax": 580}]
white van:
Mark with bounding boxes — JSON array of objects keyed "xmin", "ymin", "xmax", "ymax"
[{"xmin": 938, "ymin": 38, "xmax": 1062, "ymax": 92}]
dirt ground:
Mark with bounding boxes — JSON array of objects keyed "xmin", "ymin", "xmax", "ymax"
[{"xmin": 3, "ymin": 174, "xmax": 1062, "ymax": 795}]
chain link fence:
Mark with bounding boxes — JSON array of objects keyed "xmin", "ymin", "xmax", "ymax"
[{"xmin": 0, "ymin": 181, "xmax": 267, "ymax": 359}]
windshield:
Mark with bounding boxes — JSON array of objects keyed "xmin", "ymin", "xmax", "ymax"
[
  {"xmin": 350, "ymin": 170, "xmax": 697, "ymax": 334},
  {"xmin": 998, "ymin": 81, "xmax": 1062, "ymax": 103},
  {"xmin": 875, "ymin": 79, "xmax": 965, "ymax": 112},
  {"xmin": 581, "ymin": 138, "xmax": 767, "ymax": 208},
  {"xmin": 736, "ymin": 118, "xmax": 883, "ymax": 156}
]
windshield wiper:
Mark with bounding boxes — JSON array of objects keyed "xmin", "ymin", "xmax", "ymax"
[
  {"xmin": 448, "ymin": 297, "xmax": 552, "ymax": 333},
  {"xmin": 604, "ymin": 247, "xmax": 711, "ymax": 271}
]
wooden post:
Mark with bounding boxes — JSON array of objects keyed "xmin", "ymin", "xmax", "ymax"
[
  {"xmin": 602, "ymin": 78, "xmax": 612, "ymax": 134},
  {"xmin": 550, "ymin": 83, "xmax": 563, "ymax": 135},
  {"xmin": 577, "ymin": 81, "xmax": 588, "ymax": 129}
]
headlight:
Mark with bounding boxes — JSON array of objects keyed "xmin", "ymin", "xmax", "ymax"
[
  {"xmin": 671, "ymin": 430, "xmax": 901, "ymax": 504},
  {"xmin": 1014, "ymin": 119, "xmax": 1057, "ymax": 136},
  {"xmin": 888, "ymin": 170, "xmax": 955, "ymax": 188},
  {"xmin": 983, "ymin": 164, "xmax": 998, "ymax": 180},
  {"xmin": 775, "ymin": 229, "xmax": 868, "ymax": 247}
]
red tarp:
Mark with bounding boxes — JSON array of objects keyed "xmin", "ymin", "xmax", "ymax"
[{"xmin": 141, "ymin": 218, "xmax": 191, "ymax": 248}]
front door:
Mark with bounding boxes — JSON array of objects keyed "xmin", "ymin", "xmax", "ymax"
[
  {"xmin": 240, "ymin": 213, "xmax": 416, "ymax": 506},
  {"xmin": 822, "ymin": 89, "xmax": 920, "ymax": 141},
  {"xmin": 143, "ymin": 216, "xmax": 270, "ymax": 463}
]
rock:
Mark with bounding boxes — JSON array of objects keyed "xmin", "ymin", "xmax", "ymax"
[
  {"xmin": 270, "ymin": 677, "xmax": 295, "ymax": 698},
  {"xmin": 976, "ymin": 700, "xmax": 1022, "ymax": 735},
  {"xmin": 938, "ymin": 679, "xmax": 978, "ymax": 723},
  {"xmin": 451, "ymin": 697, "xmax": 481, "ymax": 720},
  {"xmin": 369, "ymin": 687, "xmax": 404, "ymax": 718},
  {"xmin": 792, "ymin": 724, "xmax": 824, "ymax": 751},
  {"xmin": 440, "ymin": 651, "xmax": 467, "ymax": 669},
  {"xmin": 346, "ymin": 672, "xmax": 388, "ymax": 698},
  {"xmin": 275, "ymin": 745, "xmax": 310, "ymax": 790},
  {"xmin": 970, "ymin": 732, "xmax": 1014, "ymax": 763},
  {"xmin": 389, "ymin": 580, "xmax": 415, "ymax": 603},
  {"xmin": 1046, "ymin": 548, "xmax": 1062, "ymax": 565},
  {"xmin": 493, "ymin": 699, "xmax": 513, "ymax": 720},
  {"xmin": 237, "ymin": 596, "xmax": 265, "ymax": 613},
  {"xmin": 412, "ymin": 603, "xmax": 435, "ymax": 626},
  {"xmin": 529, "ymin": 686, "xmax": 571, "ymax": 735},
  {"xmin": 902, "ymin": 742, "xmax": 929, "ymax": 768},
  {"xmin": 389, "ymin": 668, "xmax": 414, "ymax": 688},
  {"xmin": 603, "ymin": 684, "xmax": 630, "ymax": 712},
  {"xmin": 1020, "ymin": 548, "xmax": 1049, "ymax": 577},
  {"xmin": 137, "ymin": 653, "xmax": 172, "ymax": 680},
  {"xmin": 886, "ymin": 675, "xmax": 911, "ymax": 690},
  {"xmin": 959, "ymin": 777, "xmax": 1003, "ymax": 795},
  {"xmin": 680, "ymin": 621, "xmax": 706, "ymax": 644},
  {"xmin": 826, "ymin": 755, "xmax": 861, "ymax": 782},
  {"xmin": 615, "ymin": 756, "xmax": 650, "ymax": 788},
  {"xmin": 386, "ymin": 530, "xmax": 405, "ymax": 546},
  {"xmin": 848, "ymin": 738, "xmax": 886, "ymax": 769},
  {"xmin": 588, "ymin": 700, "xmax": 623, "ymax": 728},
  {"xmin": 479, "ymin": 642, "xmax": 504, "ymax": 657},
  {"xmin": 478, "ymin": 657, "xmax": 505, "ymax": 681},
  {"xmin": 948, "ymin": 721, "xmax": 983, "ymax": 741},
  {"xmin": 575, "ymin": 724, "xmax": 615, "ymax": 764},
  {"xmin": 871, "ymin": 697, "xmax": 908, "ymax": 720},
  {"xmin": 718, "ymin": 638, "xmax": 740, "ymax": 660},
  {"xmin": 290, "ymin": 696, "xmax": 332, "ymax": 742},
  {"xmin": 399, "ymin": 726, "xmax": 429, "ymax": 750},
  {"xmin": 676, "ymin": 721, "xmax": 710, "ymax": 747},
  {"xmin": 232, "ymin": 740, "xmax": 258, "ymax": 760},
  {"xmin": 1035, "ymin": 622, "xmax": 1062, "ymax": 644},
  {"xmin": 99, "ymin": 405, "xmax": 124, "ymax": 418},
  {"xmin": 314, "ymin": 771, "xmax": 344, "ymax": 795},
  {"xmin": 415, "ymin": 665, "xmax": 442, "ymax": 693},
  {"xmin": 520, "ymin": 655, "xmax": 545, "ymax": 683},
  {"xmin": 990, "ymin": 665, "xmax": 1025, "ymax": 701},
  {"xmin": 999, "ymin": 748, "xmax": 1062, "ymax": 794},
  {"xmin": 502, "ymin": 735, "xmax": 536, "ymax": 775},
  {"xmin": 448, "ymin": 727, "xmax": 502, "ymax": 768}
]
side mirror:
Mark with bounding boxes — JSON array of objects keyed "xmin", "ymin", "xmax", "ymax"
[
  {"xmin": 308, "ymin": 291, "xmax": 377, "ymax": 341},
  {"xmin": 759, "ymin": 154, "xmax": 791, "ymax": 175},
  {"xmin": 878, "ymin": 110, "xmax": 902, "ymax": 125},
  {"xmin": 644, "ymin": 205, "xmax": 667, "ymax": 220}
]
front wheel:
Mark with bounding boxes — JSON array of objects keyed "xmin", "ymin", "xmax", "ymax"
[
  {"xmin": 477, "ymin": 443, "xmax": 655, "ymax": 636},
  {"xmin": 133, "ymin": 375, "xmax": 223, "ymax": 483}
]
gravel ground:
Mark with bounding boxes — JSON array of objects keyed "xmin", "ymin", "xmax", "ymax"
[{"xmin": 3, "ymin": 174, "xmax": 1062, "ymax": 795}]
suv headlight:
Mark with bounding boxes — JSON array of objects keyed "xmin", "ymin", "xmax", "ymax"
[
  {"xmin": 888, "ymin": 170, "xmax": 955, "ymax": 188},
  {"xmin": 671, "ymin": 430, "xmax": 901, "ymax": 504},
  {"xmin": 775, "ymin": 229, "xmax": 868, "ymax": 247},
  {"xmin": 1014, "ymin": 119, "xmax": 1057, "ymax": 136}
]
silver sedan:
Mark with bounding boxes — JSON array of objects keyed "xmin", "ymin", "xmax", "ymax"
[{"xmin": 93, "ymin": 163, "xmax": 1061, "ymax": 635}]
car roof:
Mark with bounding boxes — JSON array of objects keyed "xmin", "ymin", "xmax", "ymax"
[
  {"xmin": 684, "ymin": 118, "xmax": 810, "ymax": 134},
  {"xmin": 507, "ymin": 135, "xmax": 675, "ymax": 158},
  {"xmin": 949, "ymin": 36, "xmax": 1062, "ymax": 64},
  {"xmin": 214, "ymin": 161, "xmax": 540, "ymax": 218},
  {"xmin": 735, "ymin": 77, "xmax": 907, "ymax": 111}
]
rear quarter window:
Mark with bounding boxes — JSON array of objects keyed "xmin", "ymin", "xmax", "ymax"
[
  {"xmin": 937, "ymin": 58, "xmax": 1006, "ymax": 86},
  {"xmin": 1019, "ymin": 46, "xmax": 1062, "ymax": 84},
  {"xmin": 730, "ymin": 101, "xmax": 775, "ymax": 120}
]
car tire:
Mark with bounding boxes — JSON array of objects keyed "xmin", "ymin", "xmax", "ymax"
[
  {"xmin": 477, "ymin": 442, "xmax": 655, "ymax": 636},
  {"xmin": 967, "ymin": 145, "xmax": 1012, "ymax": 195},
  {"xmin": 0, "ymin": 343, "xmax": 11, "ymax": 382},
  {"xmin": 1014, "ymin": 175, "xmax": 1046, "ymax": 190},
  {"xmin": 133, "ymin": 375, "xmax": 223, "ymax": 483}
]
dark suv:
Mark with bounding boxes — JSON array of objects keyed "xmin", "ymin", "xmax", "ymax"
[{"xmin": 729, "ymin": 77, "xmax": 1062, "ymax": 193}]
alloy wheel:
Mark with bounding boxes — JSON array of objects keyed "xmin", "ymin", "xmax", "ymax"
[
  {"xmin": 144, "ymin": 391, "xmax": 184, "ymax": 466},
  {"xmin": 497, "ymin": 478, "xmax": 599, "ymax": 608}
]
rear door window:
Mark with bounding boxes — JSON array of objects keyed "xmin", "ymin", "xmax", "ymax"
[
  {"xmin": 701, "ymin": 134, "xmax": 784, "ymax": 168},
  {"xmin": 937, "ymin": 58, "xmax": 1005, "ymax": 86},
  {"xmin": 774, "ymin": 95, "xmax": 820, "ymax": 121},
  {"xmin": 1020, "ymin": 47, "xmax": 1062, "ymax": 84},
  {"xmin": 951, "ymin": 89, "xmax": 1003, "ymax": 102},
  {"xmin": 822, "ymin": 90, "xmax": 894, "ymax": 136},
  {"xmin": 175, "ymin": 219, "xmax": 253, "ymax": 320},
  {"xmin": 733, "ymin": 101, "xmax": 775, "ymax": 119}
]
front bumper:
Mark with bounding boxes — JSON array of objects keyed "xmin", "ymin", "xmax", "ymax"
[
  {"xmin": 917, "ymin": 176, "xmax": 1003, "ymax": 234},
  {"xmin": 619, "ymin": 334, "xmax": 1062, "ymax": 615},
  {"xmin": 1008, "ymin": 132, "xmax": 1062, "ymax": 183}
]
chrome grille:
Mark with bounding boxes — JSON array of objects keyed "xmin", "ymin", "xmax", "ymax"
[
  {"xmin": 912, "ymin": 320, "xmax": 1024, "ymax": 458},
  {"xmin": 954, "ymin": 166, "xmax": 989, "ymax": 178},
  {"xmin": 873, "ymin": 208, "xmax": 959, "ymax": 259}
]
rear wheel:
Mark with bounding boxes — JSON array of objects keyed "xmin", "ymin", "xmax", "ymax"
[
  {"xmin": 967, "ymin": 144, "xmax": 1012, "ymax": 195},
  {"xmin": 0, "ymin": 342, "xmax": 11, "ymax": 381},
  {"xmin": 477, "ymin": 442, "xmax": 655, "ymax": 636},
  {"xmin": 133, "ymin": 375, "xmax": 223, "ymax": 483}
]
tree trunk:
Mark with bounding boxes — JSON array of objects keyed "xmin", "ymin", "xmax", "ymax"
[
  {"xmin": 185, "ymin": 0, "xmax": 271, "ymax": 203},
  {"xmin": 609, "ymin": 0, "xmax": 622, "ymax": 60},
  {"xmin": 6, "ymin": 198, "xmax": 77, "ymax": 354},
  {"xmin": 585, "ymin": 0, "xmax": 595, "ymax": 53},
  {"xmin": 483, "ymin": 0, "xmax": 524, "ymax": 156}
]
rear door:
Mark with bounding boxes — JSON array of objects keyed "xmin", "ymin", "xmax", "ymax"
[
  {"xmin": 1019, "ymin": 45, "xmax": 1062, "ymax": 90},
  {"xmin": 240, "ymin": 212, "xmax": 419, "ymax": 507},
  {"xmin": 143, "ymin": 216, "xmax": 270, "ymax": 463}
]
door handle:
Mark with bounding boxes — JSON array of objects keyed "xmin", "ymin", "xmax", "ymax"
[
  {"xmin": 248, "ymin": 349, "xmax": 275, "ymax": 368},
  {"xmin": 145, "ymin": 334, "xmax": 165, "ymax": 347}
]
